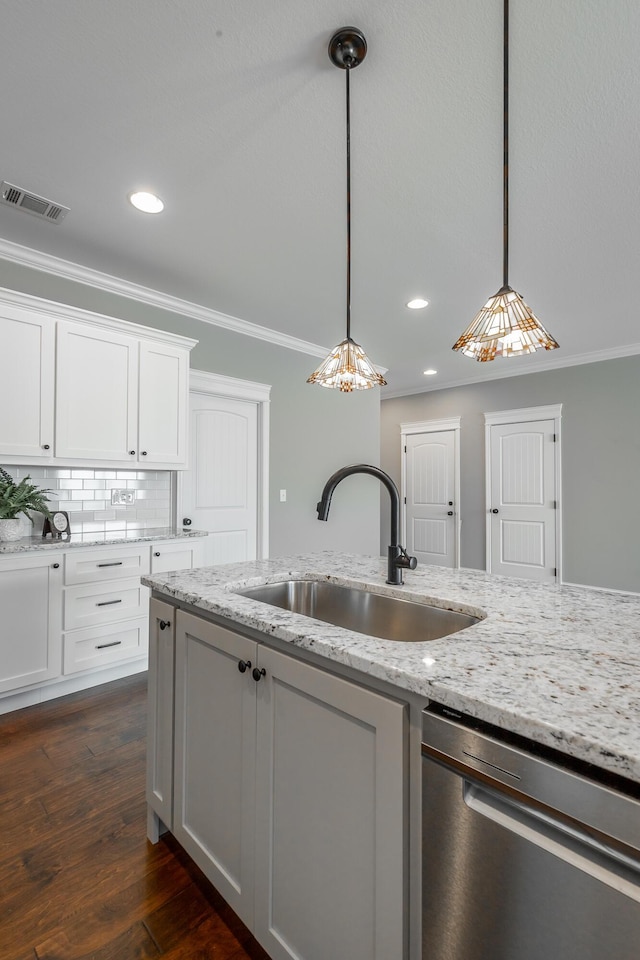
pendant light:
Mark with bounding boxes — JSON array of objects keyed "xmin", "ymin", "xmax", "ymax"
[
  {"xmin": 307, "ymin": 27, "xmax": 386, "ymax": 392},
  {"xmin": 452, "ymin": 0, "xmax": 559, "ymax": 362}
]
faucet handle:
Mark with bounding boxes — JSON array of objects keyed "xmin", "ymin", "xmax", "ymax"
[{"xmin": 396, "ymin": 546, "xmax": 417, "ymax": 571}]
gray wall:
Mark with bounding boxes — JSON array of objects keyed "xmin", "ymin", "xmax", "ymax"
[
  {"xmin": 0, "ymin": 260, "xmax": 381, "ymax": 558},
  {"xmin": 381, "ymin": 357, "xmax": 640, "ymax": 592}
]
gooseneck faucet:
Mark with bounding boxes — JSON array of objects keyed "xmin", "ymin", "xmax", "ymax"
[{"xmin": 316, "ymin": 464, "xmax": 417, "ymax": 585}]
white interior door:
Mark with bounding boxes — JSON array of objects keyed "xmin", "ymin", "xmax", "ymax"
[
  {"xmin": 405, "ymin": 430, "xmax": 457, "ymax": 568},
  {"xmin": 181, "ymin": 393, "xmax": 258, "ymax": 565},
  {"xmin": 487, "ymin": 417, "xmax": 559, "ymax": 581}
]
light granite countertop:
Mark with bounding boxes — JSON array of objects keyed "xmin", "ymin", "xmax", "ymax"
[
  {"xmin": 142, "ymin": 551, "xmax": 640, "ymax": 784},
  {"xmin": 0, "ymin": 527, "xmax": 207, "ymax": 554}
]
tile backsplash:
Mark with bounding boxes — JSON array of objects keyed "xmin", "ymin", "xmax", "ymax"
[{"xmin": 5, "ymin": 466, "xmax": 172, "ymax": 537}]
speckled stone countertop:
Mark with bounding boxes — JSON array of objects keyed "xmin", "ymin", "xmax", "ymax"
[
  {"xmin": 142, "ymin": 551, "xmax": 640, "ymax": 783},
  {"xmin": 0, "ymin": 527, "xmax": 207, "ymax": 554}
]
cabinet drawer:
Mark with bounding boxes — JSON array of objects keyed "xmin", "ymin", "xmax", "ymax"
[
  {"xmin": 64, "ymin": 546, "xmax": 150, "ymax": 585},
  {"xmin": 63, "ymin": 618, "xmax": 148, "ymax": 675},
  {"xmin": 64, "ymin": 578, "xmax": 149, "ymax": 630},
  {"xmin": 151, "ymin": 543, "xmax": 200, "ymax": 574}
]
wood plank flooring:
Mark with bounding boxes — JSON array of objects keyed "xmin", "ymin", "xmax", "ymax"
[{"xmin": 0, "ymin": 674, "xmax": 271, "ymax": 960}]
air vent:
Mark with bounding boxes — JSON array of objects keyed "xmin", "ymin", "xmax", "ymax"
[{"xmin": 0, "ymin": 181, "xmax": 69, "ymax": 223}]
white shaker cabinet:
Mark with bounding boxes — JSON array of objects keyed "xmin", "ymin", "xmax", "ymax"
[
  {"xmin": 0, "ymin": 552, "xmax": 63, "ymax": 692},
  {"xmin": 138, "ymin": 340, "xmax": 188, "ymax": 466},
  {"xmin": 163, "ymin": 609, "xmax": 407, "ymax": 960},
  {"xmin": 55, "ymin": 321, "xmax": 138, "ymax": 463},
  {"xmin": 55, "ymin": 321, "xmax": 189, "ymax": 467},
  {"xmin": 0, "ymin": 306, "xmax": 55, "ymax": 458},
  {"xmin": 0, "ymin": 289, "xmax": 196, "ymax": 469}
]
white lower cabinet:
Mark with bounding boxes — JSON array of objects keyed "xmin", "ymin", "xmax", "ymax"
[
  {"xmin": 0, "ymin": 552, "xmax": 63, "ymax": 693},
  {"xmin": 151, "ymin": 607, "xmax": 407, "ymax": 960}
]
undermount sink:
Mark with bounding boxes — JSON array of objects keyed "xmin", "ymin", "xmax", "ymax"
[{"xmin": 236, "ymin": 579, "xmax": 482, "ymax": 643}]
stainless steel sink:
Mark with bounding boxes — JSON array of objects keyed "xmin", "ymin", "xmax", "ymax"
[{"xmin": 236, "ymin": 579, "xmax": 481, "ymax": 642}]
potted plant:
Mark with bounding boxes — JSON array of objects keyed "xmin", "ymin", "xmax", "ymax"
[{"xmin": 0, "ymin": 466, "xmax": 52, "ymax": 541}]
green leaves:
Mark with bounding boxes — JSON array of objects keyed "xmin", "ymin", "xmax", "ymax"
[{"xmin": 0, "ymin": 467, "xmax": 52, "ymax": 522}]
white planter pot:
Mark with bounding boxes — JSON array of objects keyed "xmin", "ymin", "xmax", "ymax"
[{"xmin": 0, "ymin": 518, "xmax": 24, "ymax": 541}]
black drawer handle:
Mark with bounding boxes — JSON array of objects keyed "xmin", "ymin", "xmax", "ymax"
[
  {"xmin": 159, "ymin": 620, "xmax": 171, "ymax": 630},
  {"xmin": 96, "ymin": 640, "xmax": 123, "ymax": 650},
  {"xmin": 97, "ymin": 561, "xmax": 123, "ymax": 568},
  {"xmin": 96, "ymin": 599, "xmax": 123, "ymax": 607}
]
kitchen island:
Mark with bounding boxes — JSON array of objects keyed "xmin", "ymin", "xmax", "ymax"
[
  {"xmin": 143, "ymin": 550, "xmax": 640, "ymax": 781},
  {"xmin": 143, "ymin": 553, "xmax": 640, "ymax": 960}
]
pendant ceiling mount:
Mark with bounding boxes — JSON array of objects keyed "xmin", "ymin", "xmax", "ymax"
[
  {"xmin": 308, "ymin": 26, "xmax": 386, "ymax": 393},
  {"xmin": 328, "ymin": 27, "xmax": 367, "ymax": 70}
]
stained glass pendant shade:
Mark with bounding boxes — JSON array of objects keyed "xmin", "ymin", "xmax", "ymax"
[
  {"xmin": 452, "ymin": 0, "xmax": 559, "ymax": 362},
  {"xmin": 307, "ymin": 27, "xmax": 386, "ymax": 392}
]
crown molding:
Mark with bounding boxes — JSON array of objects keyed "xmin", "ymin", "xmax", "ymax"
[
  {"xmin": 190, "ymin": 368, "xmax": 271, "ymax": 403},
  {"xmin": 0, "ymin": 237, "xmax": 329, "ymax": 359},
  {"xmin": 382, "ymin": 341, "xmax": 640, "ymax": 400}
]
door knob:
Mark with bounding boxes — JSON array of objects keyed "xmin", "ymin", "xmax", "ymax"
[
  {"xmin": 238, "ymin": 659, "xmax": 252, "ymax": 673},
  {"xmin": 447, "ymin": 511, "xmax": 453, "ymax": 516},
  {"xmin": 492, "ymin": 508, "xmax": 499, "ymax": 514},
  {"xmin": 182, "ymin": 517, "xmax": 192, "ymax": 526},
  {"xmin": 159, "ymin": 620, "xmax": 171, "ymax": 630},
  {"xmin": 448, "ymin": 501, "xmax": 453, "ymax": 506},
  {"xmin": 252, "ymin": 667, "xmax": 266, "ymax": 682}
]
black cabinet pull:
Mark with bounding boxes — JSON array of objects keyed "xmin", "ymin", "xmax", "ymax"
[
  {"xmin": 492, "ymin": 508, "xmax": 499, "ymax": 514},
  {"xmin": 96, "ymin": 599, "xmax": 123, "ymax": 607},
  {"xmin": 238, "ymin": 659, "xmax": 252, "ymax": 673},
  {"xmin": 252, "ymin": 667, "xmax": 266, "ymax": 682},
  {"xmin": 182, "ymin": 517, "xmax": 192, "ymax": 526},
  {"xmin": 43, "ymin": 444, "xmax": 50, "ymax": 450},
  {"xmin": 97, "ymin": 561, "xmax": 123, "ymax": 567},
  {"xmin": 141, "ymin": 451, "xmax": 147, "ymax": 456},
  {"xmin": 159, "ymin": 620, "xmax": 171, "ymax": 630},
  {"xmin": 129, "ymin": 450, "xmax": 136, "ymax": 455},
  {"xmin": 96, "ymin": 640, "xmax": 122, "ymax": 650},
  {"xmin": 447, "ymin": 510, "xmax": 453, "ymax": 516},
  {"xmin": 52, "ymin": 562, "xmax": 60, "ymax": 569},
  {"xmin": 154, "ymin": 552, "xmax": 160, "ymax": 557}
]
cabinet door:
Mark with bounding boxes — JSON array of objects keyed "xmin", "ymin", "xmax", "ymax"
[
  {"xmin": 173, "ymin": 611, "xmax": 257, "ymax": 927},
  {"xmin": 150, "ymin": 538, "xmax": 204, "ymax": 574},
  {"xmin": 0, "ymin": 553, "xmax": 63, "ymax": 692},
  {"xmin": 0, "ymin": 308, "xmax": 55, "ymax": 458},
  {"xmin": 138, "ymin": 341, "xmax": 188, "ymax": 466},
  {"xmin": 55, "ymin": 321, "xmax": 138, "ymax": 462},
  {"xmin": 254, "ymin": 647, "xmax": 407, "ymax": 960},
  {"xmin": 147, "ymin": 599, "xmax": 176, "ymax": 836}
]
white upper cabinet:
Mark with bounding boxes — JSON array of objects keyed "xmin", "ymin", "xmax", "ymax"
[
  {"xmin": 56, "ymin": 321, "xmax": 139, "ymax": 462},
  {"xmin": 0, "ymin": 306, "xmax": 55, "ymax": 458},
  {"xmin": 0, "ymin": 289, "xmax": 197, "ymax": 469},
  {"xmin": 138, "ymin": 340, "xmax": 188, "ymax": 465}
]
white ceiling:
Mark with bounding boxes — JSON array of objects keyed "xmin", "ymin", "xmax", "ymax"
[{"xmin": 1, "ymin": 0, "xmax": 639, "ymax": 396}]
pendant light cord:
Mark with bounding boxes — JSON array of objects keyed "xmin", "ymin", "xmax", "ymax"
[
  {"xmin": 503, "ymin": 0, "xmax": 509, "ymax": 289},
  {"xmin": 345, "ymin": 61, "xmax": 352, "ymax": 340}
]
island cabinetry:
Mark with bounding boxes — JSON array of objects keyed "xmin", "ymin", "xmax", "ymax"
[
  {"xmin": 159, "ymin": 608, "xmax": 407, "ymax": 960},
  {"xmin": 0, "ymin": 552, "xmax": 63, "ymax": 692},
  {"xmin": 147, "ymin": 598, "xmax": 176, "ymax": 839}
]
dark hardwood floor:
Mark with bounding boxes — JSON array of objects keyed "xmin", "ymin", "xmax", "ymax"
[{"xmin": 0, "ymin": 674, "xmax": 271, "ymax": 960}]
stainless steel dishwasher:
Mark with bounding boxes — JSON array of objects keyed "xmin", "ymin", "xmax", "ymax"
[{"xmin": 422, "ymin": 705, "xmax": 640, "ymax": 960}]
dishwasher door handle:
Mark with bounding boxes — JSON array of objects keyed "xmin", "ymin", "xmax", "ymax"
[{"xmin": 464, "ymin": 780, "xmax": 640, "ymax": 902}]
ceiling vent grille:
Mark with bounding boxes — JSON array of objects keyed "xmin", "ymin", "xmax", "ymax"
[{"xmin": 0, "ymin": 181, "xmax": 69, "ymax": 223}]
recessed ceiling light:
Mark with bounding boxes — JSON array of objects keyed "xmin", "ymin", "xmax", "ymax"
[
  {"xmin": 423, "ymin": 368, "xmax": 437, "ymax": 376},
  {"xmin": 406, "ymin": 298, "xmax": 429, "ymax": 310},
  {"xmin": 128, "ymin": 190, "xmax": 164, "ymax": 214}
]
